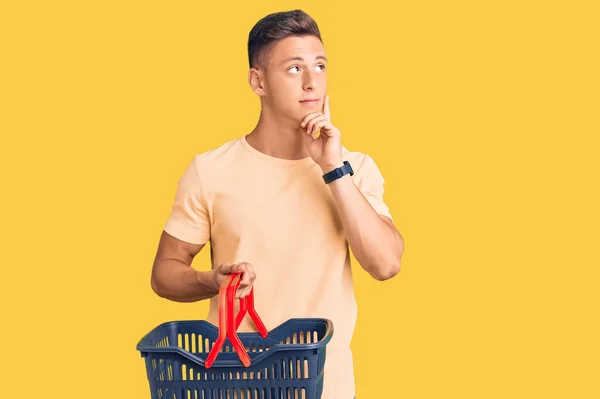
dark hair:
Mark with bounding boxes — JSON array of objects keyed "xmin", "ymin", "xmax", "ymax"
[{"xmin": 248, "ymin": 9, "xmax": 322, "ymax": 70}]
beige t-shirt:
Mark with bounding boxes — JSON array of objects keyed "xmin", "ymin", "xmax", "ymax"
[{"xmin": 164, "ymin": 135, "xmax": 393, "ymax": 399}]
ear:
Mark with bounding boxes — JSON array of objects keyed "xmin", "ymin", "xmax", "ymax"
[{"xmin": 248, "ymin": 68, "xmax": 266, "ymax": 96}]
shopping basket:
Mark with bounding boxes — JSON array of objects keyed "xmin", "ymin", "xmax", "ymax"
[{"xmin": 137, "ymin": 272, "xmax": 334, "ymax": 399}]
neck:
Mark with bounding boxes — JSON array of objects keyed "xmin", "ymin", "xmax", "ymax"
[{"xmin": 245, "ymin": 109, "xmax": 310, "ymax": 160}]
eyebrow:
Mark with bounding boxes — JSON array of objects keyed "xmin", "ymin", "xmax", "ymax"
[{"xmin": 280, "ymin": 55, "xmax": 328, "ymax": 66}]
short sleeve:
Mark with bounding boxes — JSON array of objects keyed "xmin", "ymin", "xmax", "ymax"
[
  {"xmin": 357, "ymin": 155, "xmax": 394, "ymax": 221},
  {"xmin": 163, "ymin": 156, "xmax": 211, "ymax": 245}
]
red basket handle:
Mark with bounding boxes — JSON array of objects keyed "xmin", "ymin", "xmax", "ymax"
[{"xmin": 205, "ymin": 272, "xmax": 268, "ymax": 368}]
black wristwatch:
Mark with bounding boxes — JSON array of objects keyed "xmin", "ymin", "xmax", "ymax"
[{"xmin": 322, "ymin": 161, "xmax": 354, "ymax": 184}]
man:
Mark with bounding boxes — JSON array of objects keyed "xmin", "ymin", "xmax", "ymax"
[{"xmin": 150, "ymin": 9, "xmax": 404, "ymax": 399}]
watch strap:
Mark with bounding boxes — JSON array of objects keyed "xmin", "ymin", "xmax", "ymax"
[{"xmin": 322, "ymin": 161, "xmax": 354, "ymax": 184}]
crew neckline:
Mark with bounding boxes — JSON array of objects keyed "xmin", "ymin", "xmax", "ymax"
[{"xmin": 240, "ymin": 134, "xmax": 315, "ymax": 166}]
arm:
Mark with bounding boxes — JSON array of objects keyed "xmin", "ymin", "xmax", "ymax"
[
  {"xmin": 151, "ymin": 230, "xmax": 257, "ymax": 302},
  {"xmin": 300, "ymin": 95, "xmax": 403, "ymax": 281},
  {"xmin": 150, "ymin": 230, "xmax": 217, "ymax": 302},
  {"xmin": 151, "ymin": 156, "xmax": 220, "ymax": 302},
  {"xmin": 323, "ymin": 165, "xmax": 404, "ymax": 281}
]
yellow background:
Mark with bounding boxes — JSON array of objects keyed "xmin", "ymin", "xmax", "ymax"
[{"xmin": 1, "ymin": 1, "xmax": 598, "ymax": 398}]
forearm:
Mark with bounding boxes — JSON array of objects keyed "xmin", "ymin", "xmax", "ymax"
[
  {"xmin": 325, "ymin": 172, "xmax": 403, "ymax": 280},
  {"xmin": 151, "ymin": 259, "xmax": 218, "ymax": 302}
]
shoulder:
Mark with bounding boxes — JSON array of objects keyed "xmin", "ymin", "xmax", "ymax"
[
  {"xmin": 186, "ymin": 137, "xmax": 243, "ymax": 173},
  {"xmin": 341, "ymin": 146, "xmax": 383, "ymax": 177},
  {"xmin": 173, "ymin": 138, "xmax": 243, "ymax": 193},
  {"xmin": 194, "ymin": 137, "xmax": 241, "ymax": 163}
]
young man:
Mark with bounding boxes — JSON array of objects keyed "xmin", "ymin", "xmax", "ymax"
[{"xmin": 151, "ymin": 9, "xmax": 404, "ymax": 399}]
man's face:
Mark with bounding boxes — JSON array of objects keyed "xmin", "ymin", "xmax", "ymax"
[{"xmin": 261, "ymin": 35, "xmax": 328, "ymax": 123}]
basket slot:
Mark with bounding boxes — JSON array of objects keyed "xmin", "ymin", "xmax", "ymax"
[
  {"xmin": 275, "ymin": 388, "xmax": 308, "ymax": 399},
  {"xmin": 158, "ymin": 359, "xmax": 165, "ymax": 381},
  {"xmin": 197, "ymin": 335, "xmax": 204, "ymax": 353},
  {"xmin": 153, "ymin": 329, "xmax": 211, "ymax": 355},
  {"xmin": 289, "ymin": 359, "xmax": 295, "ymax": 379},
  {"xmin": 281, "ymin": 330, "xmax": 317, "ymax": 345},
  {"xmin": 181, "ymin": 364, "xmax": 200, "ymax": 381},
  {"xmin": 258, "ymin": 357, "xmax": 309, "ymax": 380},
  {"xmin": 152, "ymin": 386, "xmax": 307, "ymax": 399},
  {"xmin": 147, "ymin": 357, "xmax": 186, "ymax": 382},
  {"xmin": 156, "ymin": 336, "xmax": 170, "ymax": 347},
  {"xmin": 179, "ymin": 334, "xmax": 189, "ymax": 352}
]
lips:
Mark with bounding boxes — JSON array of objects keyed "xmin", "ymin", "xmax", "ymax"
[{"xmin": 300, "ymin": 98, "xmax": 319, "ymax": 103}]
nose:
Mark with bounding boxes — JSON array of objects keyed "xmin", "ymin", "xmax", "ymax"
[{"xmin": 302, "ymin": 70, "xmax": 319, "ymax": 91}]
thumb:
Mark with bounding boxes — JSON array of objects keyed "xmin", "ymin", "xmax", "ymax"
[{"xmin": 218, "ymin": 263, "xmax": 240, "ymax": 275}]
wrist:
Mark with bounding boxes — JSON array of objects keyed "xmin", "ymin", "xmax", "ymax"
[
  {"xmin": 319, "ymin": 161, "xmax": 344, "ymax": 173},
  {"xmin": 321, "ymin": 160, "xmax": 354, "ymax": 185},
  {"xmin": 197, "ymin": 269, "xmax": 220, "ymax": 297}
]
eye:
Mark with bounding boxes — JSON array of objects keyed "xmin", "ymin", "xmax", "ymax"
[{"xmin": 288, "ymin": 64, "xmax": 326, "ymax": 74}]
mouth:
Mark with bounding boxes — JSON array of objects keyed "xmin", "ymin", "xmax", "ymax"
[{"xmin": 300, "ymin": 98, "xmax": 320, "ymax": 104}]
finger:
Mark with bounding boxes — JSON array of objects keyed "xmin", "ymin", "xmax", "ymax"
[
  {"xmin": 300, "ymin": 112, "xmax": 323, "ymax": 128},
  {"xmin": 238, "ymin": 285, "xmax": 252, "ymax": 299},
  {"xmin": 234, "ymin": 263, "xmax": 251, "ymax": 298},
  {"xmin": 232, "ymin": 263, "xmax": 244, "ymax": 276},
  {"xmin": 234, "ymin": 266, "xmax": 247, "ymax": 298},
  {"xmin": 313, "ymin": 120, "xmax": 335, "ymax": 136},
  {"xmin": 239, "ymin": 262, "xmax": 251, "ymax": 286},
  {"xmin": 218, "ymin": 263, "xmax": 237, "ymax": 275},
  {"xmin": 237, "ymin": 285, "xmax": 246, "ymax": 298},
  {"xmin": 306, "ymin": 115, "xmax": 327, "ymax": 135},
  {"xmin": 310, "ymin": 120, "xmax": 323, "ymax": 136},
  {"xmin": 239, "ymin": 263, "xmax": 256, "ymax": 298},
  {"xmin": 312, "ymin": 117, "xmax": 329, "ymax": 136},
  {"xmin": 300, "ymin": 112, "xmax": 321, "ymax": 127},
  {"xmin": 239, "ymin": 285, "xmax": 251, "ymax": 299},
  {"xmin": 311, "ymin": 118, "xmax": 330, "ymax": 135},
  {"xmin": 244, "ymin": 263, "xmax": 256, "ymax": 282},
  {"xmin": 236, "ymin": 288, "xmax": 246, "ymax": 299}
]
